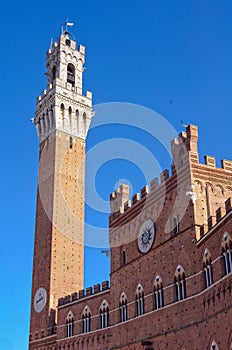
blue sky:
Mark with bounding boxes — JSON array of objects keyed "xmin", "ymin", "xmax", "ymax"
[{"xmin": 1, "ymin": 1, "xmax": 232, "ymax": 349}]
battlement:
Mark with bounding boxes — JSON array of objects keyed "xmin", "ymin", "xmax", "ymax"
[
  {"xmin": 110, "ymin": 124, "xmax": 232, "ymax": 223},
  {"xmin": 197, "ymin": 197, "xmax": 232, "ymax": 240},
  {"xmin": 58, "ymin": 281, "xmax": 110, "ymax": 308}
]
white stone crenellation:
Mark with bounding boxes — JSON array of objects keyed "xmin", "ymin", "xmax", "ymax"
[{"xmin": 34, "ymin": 32, "xmax": 93, "ymax": 143}]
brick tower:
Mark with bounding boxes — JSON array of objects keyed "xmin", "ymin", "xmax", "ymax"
[{"xmin": 29, "ymin": 30, "xmax": 92, "ymax": 343}]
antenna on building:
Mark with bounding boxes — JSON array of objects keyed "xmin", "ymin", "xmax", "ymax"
[
  {"xmin": 61, "ymin": 19, "xmax": 74, "ymax": 34},
  {"xmin": 50, "ymin": 38, "xmax": 53, "ymax": 50}
]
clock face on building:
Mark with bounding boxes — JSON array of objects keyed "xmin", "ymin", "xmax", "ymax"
[
  {"xmin": 137, "ymin": 219, "xmax": 156, "ymax": 253},
  {"xmin": 33, "ymin": 287, "xmax": 47, "ymax": 313}
]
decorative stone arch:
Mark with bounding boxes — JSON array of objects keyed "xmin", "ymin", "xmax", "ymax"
[
  {"xmin": 194, "ymin": 179, "xmax": 204, "ymax": 194},
  {"xmin": 100, "ymin": 299, "xmax": 109, "ymax": 312},
  {"xmin": 174, "ymin": 265, "xmax": 186, "ymax": 301},
  {"xmin": 215, "ymin": 184, "xmax": 224, "ymax": 196},
  {"xmin": 222, "ymin": 231, "xmax": 232, "ymax": 251},
  {"xmin": 77, "ymin": 58, "xmax": 83, "ymax": 71},
  {"xmin": 60, "ymin": 103, "xmax": 65, "ymax": 123},
  {"xmin": 83, "ymin": 111, "xmax": 87, "ymax": 134},
  {"xmin": 222, "ymin": 231, "xmax": 232, "ymax": 274},
  {"xmin": 203, "ymin": 248, "xmax": 213, "ymax": 289},
  {"xmin": 205, "ymin": 182, "xmax": 214, "ymax": 193},
  {"xmin": 82, "ymin": 305, "xmax": 91, "ymax": 333},
  {"xmin": 66, "ymin": 310, "xmax": 74, "ymax": 337},
  {"xmin": 154, "ymin": 275, "xmax": 163, "ymax": 289},
  {"xmin": 119, "ymin": 292, "xmax": 128, "ymax": 322},
  {"xmin": 174, "ymin": 264, "xmax": 185, "ymax": 279},
  {"xmin": 210, "ymin": 340, "xmax": 219, "ymax": 350},
  {"xmin": 66, "ymin": 310, "xmax": 73, "ymax": 321},
  {"xmin": 119, "ymin": 291, "xmax": 127, "ymax": 305},
  {"xmin": 153, "ymin": 275, "xmax": 164, "ymax": 309},
  {"xmin": 203, "ymin": 248, "xmax": 212, "ymax": 265},
  {"xmin": 225, "ymin": 186, "xmax": 232, "ymax": 197},
  {"xmin": 135, "ymin": 283, "xmax": 144, "ymax": 316},
  {"xmin": 135, "ymin": 283, "xmax": 144, "ymax": 297},
  {"xmin": 82, "ymin": 305, "xmax": 91, "ymax": 317},
  {"xmin": 99, "ymin": 299, "xmax": 109, "ymax": 329}
]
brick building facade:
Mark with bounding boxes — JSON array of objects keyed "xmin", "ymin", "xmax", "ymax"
[{"xmin": 29, "ymin": 30, "xmax": 232, "ymax": 350}]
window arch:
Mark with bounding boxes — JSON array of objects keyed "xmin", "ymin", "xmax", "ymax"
[
  {"xmin": 83, "ymin": 112, "xmax": 87, "ymax": 134},
  {"xmin": 222, "ymin": 232, "xmax": 232, "ymax": 275},
  {"xmin": 68, "ymin": 106, "xmax": 72, "ymax": 118},
  {"xmin": 154, "ymin": 275, "xmax": 164, "ymax": 309},
  {"xmin": 60, "ymin": 103, "xmax": 65, "ymax": 126},
  {"xmin": 67, "ymin": 63, "xmax": 75, "ymax": 86},
  {"xmin": 75, "ymin": 109, "xmax": 79, "ymax": 133},
  {"xmin": 119, "ymin": 292, "xmax": 127, "ymax": 322},
  {"xmin": 203, "ymin": 248, "xmax": 213, "ymax": 288},
  {"xmin": 99, "ymin": 300, "xmax": 109, "ymax": 329},
  {"xmin": 174, "ymin": 265, "xmax": 186, "ymax": 301},
  {"xmin": 52, "ymin": 65, "xmax": 56, "ymax": 81},
  {"xmin": 82, "ymin": 305, "xmax": 91, "ymax": 333},
  {"xmin": 46, "ymin": 109, "xmax": 49, "ymax": 129},
  {"xmin": 210, "ymin": 340, "xmax": 219, "ymax": 350},
  {"xmin": 173, "ymin": 216, "xmax": 179, "ymax": 235},
  {"xmin": 122, "ymin": 249, "xmax": 127, "ymax": 266},
  {"xmin": 68, "ymin": 106, "xmax": 72, "ymax": 129},
  {"xmin": 66, "ymin": 311, "xmax": 74, "ymax": 337},
  {"xmin": 136, "ymin": 283, "xmax": 144, "ymax": 316}
]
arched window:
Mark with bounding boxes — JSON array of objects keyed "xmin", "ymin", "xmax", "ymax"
[
  {"xmin": 119, "ymin": 292, "xmax": 127, "ymax": 322},
  {"xmin": 210, "ymin": 340, "xmax": 219, "ymax": 350},
  {"xmin": 203, "ymin": 249, "xmax": 213, "ymax": 288},
  {"xmin": 173, "ymin": 216, "xmax": 179, "ymax": 235},
  {"xmin": 154, "ymin": 275, "xmax": 164, "ymax": 309},
  {"xmin": 66, "ymin": 311, "xmax": 74, "ymax": 337},
  {"xmin": 60, "ymin": 104, "xmax": 65, "ymax": 126},
  {"xmin": 46, "ymin": 109, "xmax": 49, "ymax": 129},
  {"xmin": 82, "ymin": 305, "xmax": 91, "ymax": 333},
  {"xmin": 122, "ymin": 249, "xmax": 127, "ymax": 266},
  {"xmin": 52, "ymin": 65, "xmax": 56, "ymax": 81},
  {"xmin": 99, "ymin": 300, "xmax": 109, "ymax": 329},
  {"xmin": 76, "ymin": 109, "xmax": 79, "ymax": 132},
  {"xmin": 174, "ymin": 265, "xmax": 186, "ymax": 301},
  {"xmin": 222, "ymin": 232, "xmax": 232, "ymax": 275},
  {"xmin": 68, "ymin": 106, "xmax": 72, "ymax": 129},
  {"xmin": 83, "ymin": 112, "xmax": 87, "ymax": 135},
  {"xmin": 69, "ymin": 136, "xmax": 73, "ymax": 149},
  {"xmin": 68, "ymin": 106, "xmax": 72, "ymax": 118},
  {"xmin": 136, "ymin": 284, "xmax": 144, "ymax": 316},
  {"xmin": 67, "ymin": 63, "xmax": 75, "ymax": 86}
]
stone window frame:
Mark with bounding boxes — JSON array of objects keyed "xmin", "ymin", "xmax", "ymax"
[
  {"xmin": 203, "ymin": 248, "xmax": 213, "ymax": 288},
  {"xmin": 222, "ymin": 232, "xmax": 232, "ymax": 275},
  {"xmin": 82, "ymin": 305, "xmax": 91, "ymax": 333},
  {"xmin": 153, "ymin": 275, "xmax": 164, "ymax": 309},
  {"xmin": 119, "ymin": 292, "xmax": 127, "ymax": 322},
  {"xmin": 135, "ymin": 283, "xmax": 145, "ymax": 316},
  {"xmin": 66, "ymin": 310, "xmax": 74, "ymax": 338},
  {"xmin": 174, "ymin": 264, "xmax": 186, "ymax": 302},
  {"xmin": 99, "ymin": 299, "xmax": 109, "ymax": 329}
]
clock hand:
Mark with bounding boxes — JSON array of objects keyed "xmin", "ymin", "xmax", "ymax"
[{"xmin": 36, "ymin": 296, "xmax": 43, "ymax": 304}]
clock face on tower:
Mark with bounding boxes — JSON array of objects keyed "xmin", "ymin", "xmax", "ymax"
[
  {"xmin": 33, "ymin": 287, "xmax": 47, "ymax": 313},
  {"xmin": 137, "ymin": 219, "xmax": 156, "ymax": 253}
]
